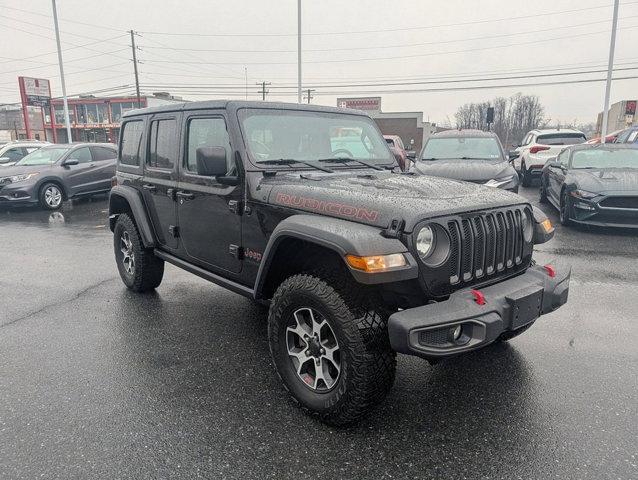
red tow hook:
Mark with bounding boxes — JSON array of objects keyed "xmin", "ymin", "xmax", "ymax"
[
  {"xmin": 471, "ymin": 289, "xmax": 486, "ymax": 305},
  {"xmin": 543, "ymin": 264, "xmax": 556, "ymax": 278}
]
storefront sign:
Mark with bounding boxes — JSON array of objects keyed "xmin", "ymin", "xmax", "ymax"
[{"xmin": 337, "ymin": 97, "xmax": 382, "ymax": 112}]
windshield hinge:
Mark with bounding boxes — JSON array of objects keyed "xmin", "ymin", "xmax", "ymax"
[{"xmin": 381, "ymin": 218, "xmax": 405, "ymax": 239}]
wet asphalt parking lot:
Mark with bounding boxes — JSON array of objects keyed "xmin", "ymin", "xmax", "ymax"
[{"xmin": 0, "ymin": 187, "xmax": 637, "ymax": 480}]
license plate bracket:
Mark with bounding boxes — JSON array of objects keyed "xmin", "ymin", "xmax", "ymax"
[{"xmin": 506, "ymin": 286, "xmax": 543, "ymax": 330}]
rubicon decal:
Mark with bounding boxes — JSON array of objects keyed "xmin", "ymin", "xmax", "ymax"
[{"xmin": 275, "ymin": 192, "xmax": 379, "ymax": 222}]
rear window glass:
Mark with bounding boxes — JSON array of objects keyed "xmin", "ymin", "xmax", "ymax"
[
  {"xmin": 120, "ymin": 120, "xmax": 143, "ymax": 166},
  {"xmin": 148, "ymin": 119, "xmax": 178, "ymax": 170},
  {"xmin": 537, "ymin": 133, "xmax": 586, "ymax": 146}
]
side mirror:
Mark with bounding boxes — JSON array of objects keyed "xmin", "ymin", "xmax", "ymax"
[
  {"xmin": 406, "ymin": 151, "xmax": 416, "ymax": 161},
  {"xmin": 63, "ymin": 158, "xmax": 79, "ymax": 166},
  {"xmin": 0, "ymin": 157, "xmax": 10, "ymax": 164},
  {"xmin": 196, "ymin": 146, "xmax": 229, "ymax": 177},
  {"xmin": 508, "ymin": 150, "xmax": 518, "ymax": 161}
]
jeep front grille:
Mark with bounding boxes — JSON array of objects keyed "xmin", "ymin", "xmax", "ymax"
[
  {"xmin": 414, "ymin": 206, "xmax": 533, "ymax": 297},
  {"xmin": 448, "ymin": 209, "xmax": 525, "ymax": 285}
]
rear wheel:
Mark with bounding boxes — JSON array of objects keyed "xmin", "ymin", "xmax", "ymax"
[
  {"xmin": 560, "ymin": 190, "xmax": 572, "ymax": 226},
  {"xmin": 38, "ymin": 182, "xmax": 64, "ymax": 210},
  {"xmin": 268, "ymin": 273, "xmax": 396, "ymax": 426},
  {"xmin": 113, "ymin": 213, "xmax": 164, "ymax": 292}
]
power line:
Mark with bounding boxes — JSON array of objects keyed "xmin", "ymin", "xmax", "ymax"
[
  {"xmin": 139, "ymin": 14, "xmax": 638, "ymax": 55},
  {"xmin": 137, "ymin": 1, "xmax": 638, "ymax": 37},
  {"xmin": 0, "ymin": 4, "xmax": 126, "ymax": 32}
]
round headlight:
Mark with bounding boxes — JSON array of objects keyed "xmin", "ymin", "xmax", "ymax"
[
  {"xmin": 522, "ymin": 209, "xmax": 534, "ymax": 242},
  {"xmin": 416, "ymin": 225, "xmax": 435, "ymax": 260}
]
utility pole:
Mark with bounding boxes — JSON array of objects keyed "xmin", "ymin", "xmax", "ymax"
[
  {"xmin": 130, "ymin": 30, "xmax": 141, "ymax": 108},
  {"xmin": 297, "ymin": 0, "xmax": 302, "ymax": 104},
  {"xmin": 256, "ymin": 81, "xmax": 270, "ymax": 101},
  {"xmin": 601, "ymin": 0, "xmax": 620, "ymax": 143},
  {"xmin": 303, "ymin": 88, "xmax": 315, "ymax": 104},
  {"xmin": 51, "ymin": 0, "xmax": 72, "ymax": 143}
]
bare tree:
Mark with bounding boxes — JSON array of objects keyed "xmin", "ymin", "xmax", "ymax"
[{"xmin": 454, "ymin": 93, "xmax": 545, "ymax": 147}]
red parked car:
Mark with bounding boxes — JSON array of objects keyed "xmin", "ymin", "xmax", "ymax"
[{"xmin": 383, "ymin": 135, "xmax": 409, "ymax": 171}]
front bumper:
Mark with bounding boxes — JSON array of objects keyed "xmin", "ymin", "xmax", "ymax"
[
  {"xmin": 388, "ymin": 264, "xmax": 570, "ymax": 360},
  {"xmin": 569, "ymin": 195, "xmax": 638, "ymax": 228},
  {"xmin": 0, "ymin": 184, "xmax": 37, "ymax": 205}
]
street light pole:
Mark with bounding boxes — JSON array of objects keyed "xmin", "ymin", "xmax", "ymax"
[
  {"xmin": 601, "ymin": 0, "xmax": 620, "ymax": 144},
  {"xmin": 297, "ymin": 0, "xmax": 302, "ymax": 104},
  {"xmin": 51, "ymin": 0, "xmax": 72, "ymax": 143}
]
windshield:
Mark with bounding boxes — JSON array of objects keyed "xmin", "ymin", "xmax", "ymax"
[
  {"xmin": 16, "ymin": 147, "xmax": 69, "ymax": 166},
  {"xmin": 571, "ymin": 148, "xmax": 638, "ymax": 169},
  {"xmin": 420, "ymin": 137, "xmax": 502, "ymax": 160},
  {"xmin": 537, "ymin": 133, "xmax": 586, "ymax": 146},
  {"xmin": 239, "ymin": 109, "xmax": 394, "ymax": 166}
]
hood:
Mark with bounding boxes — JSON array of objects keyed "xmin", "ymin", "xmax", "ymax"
[
  {"xmin": 411, "ymin": 158, "xmax": 515, "ymax": 183},
  {"xmin": 570, "ymin": 168, "xmax": 638, "ymax": 193},
  {"xmin": 259, "ymin": 170, "xmax": 526, "ymax": 231},
  {"xmin": 0, "ymin": 164, "xmax": 51, "ymax": 178}
]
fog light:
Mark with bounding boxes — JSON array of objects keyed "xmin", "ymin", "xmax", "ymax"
[{"xmin": 451, "ymin": 325, "xmax": 462, "ymax": 341}]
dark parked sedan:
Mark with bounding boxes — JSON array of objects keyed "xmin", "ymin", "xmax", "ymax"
[
  {"xmin": 0, "ymin": 143, "xmax": 116, "ymax": 210},
  {"xmin": 540, "ymin": 144, "xmax": 638, "ymax": 227},
  {"xmin": 411, "ymin": 129, "xmax": 519, "ymax": 192}
]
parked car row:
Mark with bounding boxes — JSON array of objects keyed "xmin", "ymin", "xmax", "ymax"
[{"xmin": 0, "ymin": 142, "xmax": 116, "ymax": 210}]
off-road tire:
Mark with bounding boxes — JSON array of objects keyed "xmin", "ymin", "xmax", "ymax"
[
  {"xmin": 113, "ymin": 213, "xmax": 164, "ymax": 292},
  {"xmin": 539, "ymin": 176, "xmax": 548, "ymax": 204},
  {"xmin": 38, "ymin": 182, "xmax": 64, "ymax": 210},
  {"xmin": 520, "ymin": 161, "xmax": 532, "ymax": 187},
  {"xmin": 268, "ymin": 273, "xmax": 396, "ymax": 426},
  {"xmin": 497, "ymin": 321, "xmax": 535, "ymax": 342}
]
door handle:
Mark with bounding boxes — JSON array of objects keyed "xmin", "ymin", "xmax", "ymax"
[
  {"xmin": 142, "ymin": 184, "xmax": 156, "ymax": 192},
  {"xmin": 176, "ymin": 191, "xmax": 195, "ymax": 200}
]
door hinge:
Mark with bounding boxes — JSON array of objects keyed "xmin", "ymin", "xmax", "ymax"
[
  {"xmin": 229, "ymin": 244, "xmax": 243, "ymax": 259},
  {"xmin": 228, "ymin": 200, "xmax": 241, "ymax": 215},
  {"xmin": 168, "ymin": 225, "xmax": 180, "ymax": 238}
]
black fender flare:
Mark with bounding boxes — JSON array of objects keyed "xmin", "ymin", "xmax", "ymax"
[
  {"xmin": 108, "ymin": 185, "xmax": 156, "ymax": 248},
  {"xmin": 253, "ymin": 214, "xmax": 418, "ymax": 299}
]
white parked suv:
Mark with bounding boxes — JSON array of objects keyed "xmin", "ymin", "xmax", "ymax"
[
  {"xmin": 511, "ymin": 129, "xmax": 586, "ymax": 187},
  {"xmin": 0, "ymin": 141, "xmax": 50, "ymax": 167}
]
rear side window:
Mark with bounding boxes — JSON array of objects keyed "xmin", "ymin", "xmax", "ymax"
[
  {"xmin": 67, "ymin": 147, "xmax": 92, "ymax": 164},
  {"xmin": 90, "ymin": 146, "xmax": 116, "ymax": 161},
  {"xmin": 148, "ymin": 119, "xmax": 178, "ymax": 170},
  {"xmin": 120, "ymin": 120, "xmax": 143, "ymax": 166},
  {"xmin": 186, "ymin": 117, "xmax": 232, "ymax": 173}
]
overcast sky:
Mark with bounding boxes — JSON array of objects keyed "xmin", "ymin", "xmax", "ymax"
[{"xmin": 0, "ymin": 0, "xmax": 636, "ymax": 126}]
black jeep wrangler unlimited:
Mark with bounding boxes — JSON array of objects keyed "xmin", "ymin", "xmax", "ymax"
[{"xmin": 109, "ymin": 101, "xmax": 570, "ymax": 425}]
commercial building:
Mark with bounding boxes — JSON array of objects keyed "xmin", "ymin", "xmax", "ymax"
[
  {"xmin": 0, "ymin": 106, "xmax": 45, "ymax": 141},
  {"xmin": 336, "ymin": 96, "xmax": 441, "ymax": 152},
  {"xmin": 44, "ymin": 92, "xmax": 183, "ymax": 143},
  {"xmin": 596, "ymin": 100, "xmax": 636, "ymax": 135}
]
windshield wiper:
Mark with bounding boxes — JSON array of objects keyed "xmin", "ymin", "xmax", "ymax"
[
  {"xmin": 317, "ymin": 157, "xmax": 384, "ymax": 171},
  {"xmin": 259, "ymin": 158, "xmax": 333, "ymax": 173}
]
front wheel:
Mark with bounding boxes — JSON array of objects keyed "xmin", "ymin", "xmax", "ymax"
[
  {"xmin": 539, "ymin": 177, "xmax": 548, "ymax": 203},
  {"xmin": 520, "ymin": 161, "xmax": 532, "ymax": 187},
  {"xmin": 268, "ymin": 273, "xmax": 396, "ymax": 426},
  {"xmin": 560, "ymin": 191, "xmax": 572, "ymax": 226},
  {"xmin": 113, "ymin": 213, "xmax": 164, "ymax": 292},
  {"xmin": 39, "ymin": 182, "xmax": 64, "ymax": 210}
]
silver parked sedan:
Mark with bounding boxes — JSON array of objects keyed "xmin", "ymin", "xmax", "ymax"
[{"xmin": 0, "ymin": 143, "xmax": 117, "ymax": 210}]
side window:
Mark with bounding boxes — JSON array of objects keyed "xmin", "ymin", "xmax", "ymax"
[
  {"xmin": 67, "ymin": 147, "xmax": 92, "ymax": 164},
  {"xmin": 522, "ymin": 134, "xmax": 532, "ymax": 146},
  {"xmin": 148, "ymin": 119, "xmax": 178, "ymax": 170},
  {"xmin": 120, "ymin": 120, "xmax": 143, "ymax": 166},
  {"xmin": 90, "ymin": 146, "xmax": 116, "ymax": 161},
  {"xmin": 558, "ymin": 150, "xmax": 569, "ymax": 167},
  {"xmin": 628, "ymin": 130, "xmax": 638, "ymax": 143},
  {"xmin": 25, "ymin": 147, "xmax": 39, "ymax": 154},
  {"xmin": 186, "ymin": 117, "xmax": 232, "ymax": 173},
  {"xmin": 4, "ymin": 148, "xmax": 25, "ymax": 161}
]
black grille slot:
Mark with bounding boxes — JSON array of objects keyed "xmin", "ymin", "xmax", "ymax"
[
  {"xmin": 514, "ymin": 210, "xmax": 523, "ymax": 263},
  {"xmin": 495, "ymin": 212, "xmax": 506, "ymax": 271},
  {"xmin": 448, "ymin": 221, "xmax": 461, "ymax": 284},
  {"xmin": 600, "ymin": 196, "xmax": 638, "ymax": 209},
  {"xmin": 461, "ymin": 219, "xmax": 474, "ymax": 282},
  {"xmin": 473, "ymin": 217, "xmax": 486, "ymax": 278},
  {"xmin": 418, "ymin": 328, "xmax": 449, "ymax": 346},
  {"xmin": 504, "ymin": 211, "xmax": 514, "ymax": 268},
  {"xmin": 484, "ymin": 214, "xmax": 496, "ymax": 275}
]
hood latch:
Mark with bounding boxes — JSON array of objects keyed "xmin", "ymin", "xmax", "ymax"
[{"xmin": 381, "ymin": 218, "xmax": 405, "ymax": 239}]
